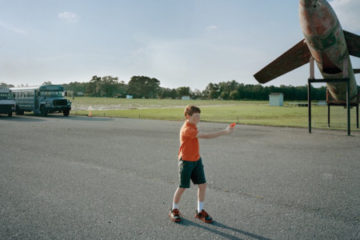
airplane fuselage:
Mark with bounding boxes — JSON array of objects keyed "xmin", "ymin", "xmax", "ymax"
[{"xmin": 299, "ymin": 0, "xmax": 358, "ymax": 101}]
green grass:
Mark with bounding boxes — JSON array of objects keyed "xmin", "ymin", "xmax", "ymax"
[
  {"xmin": 68, "ymin": 97, "xmax": 359, "ymax": 131},
  {"xmin": 67, "ymin": 97, "xmax": 258, "ymax": 108}
]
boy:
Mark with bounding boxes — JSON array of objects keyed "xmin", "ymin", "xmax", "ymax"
[{"xmin": 169, "ymin": 105, "xmax": 235, "ymax": 223}]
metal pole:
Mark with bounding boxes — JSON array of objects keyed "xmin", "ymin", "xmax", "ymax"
[
  {"xmin": 346, "ymin": 79, "xmax": 351, "ymax": 136},
  {"xmin": 343, "ymin": 58, "xmax": 350, "ymax": 135},
  {"xmin": 357, "ymin": 104, "xmax": 359, "ymax": 129},
  {"xmin": 308, "ymin": 57, "xmax": 314, "ymax": 134},
  {"xmin": 343, "ymin": 58, "xmax": 349, "ymax": 78},
  {"xmin": 328, "ymin": 104, "xmax": 330, "ymax": 128},
  {"xmin": 308, "ymin": 79, "xmax": 312, "ymax": 133}
]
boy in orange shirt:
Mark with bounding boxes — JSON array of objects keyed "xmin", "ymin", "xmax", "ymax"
[{"xmin": 169, "ymin": 105, "xmax": 235, "ymax": 223}]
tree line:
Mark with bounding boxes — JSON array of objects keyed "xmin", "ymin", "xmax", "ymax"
[
  {"xmin": 62, "ymin": 76, "xmax": 327, "ymax": 100},
  {"xmin": 1, "ymin": 76, "xmax": 330, "ymax": 100}
]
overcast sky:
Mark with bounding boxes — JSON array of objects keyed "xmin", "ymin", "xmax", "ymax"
[{"xmin": 1, "ymin": 0, "xmax": 359, "ymax": 90}]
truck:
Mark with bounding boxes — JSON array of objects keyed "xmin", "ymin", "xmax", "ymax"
[
  {"xmin": 0, "ymin": 88, "xmax": 16, "ymax": 117},
  {"xmin": 11, "ymin": 85, "xmax": 71, "ymax": 116}
]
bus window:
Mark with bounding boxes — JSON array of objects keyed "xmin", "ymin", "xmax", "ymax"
[
  {"xmin": 0, "ymin": 92, "xmax": 14, "ymax": 100},
  {"xmin": 40, "ymin": 91, "xmax": 63, "ymax": 97}
]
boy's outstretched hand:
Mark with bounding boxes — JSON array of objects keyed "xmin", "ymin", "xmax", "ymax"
[
  {"xmin": 197, "ymin": 123, "xmax": 236, "ymax": 139},
  {"xmin": 225, "ymin": 123, "xmax": 236, "ymax": 134}
]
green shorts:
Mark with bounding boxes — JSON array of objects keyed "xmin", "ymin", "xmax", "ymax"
[{"xmin": 178, "ymin": 158, "xmax": 206, "ymax": 188}]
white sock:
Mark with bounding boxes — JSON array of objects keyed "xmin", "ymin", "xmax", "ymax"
[
  {"xmin": 172, "ymin": 202, "xmax": 179, "ymax": 210},
  {"xmin": 197, "ymin": 201, "xmax": 204, "ymax": 212}
]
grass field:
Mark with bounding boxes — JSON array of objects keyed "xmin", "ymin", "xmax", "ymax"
[{"xmin": 68, "ymin": 97, "xmax": 359, "ymax": 131}]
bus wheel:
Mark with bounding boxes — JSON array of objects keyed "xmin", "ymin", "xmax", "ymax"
[
  {"xmin": 40, "ymin": 106, "xmax": 48, "ymax": 117},
  {"xmin": 63, "ymin": 110, "xmax": 70, "ymax": 117},
  {"xmin": 8, "ymin": 112, "xmax": 12, "ymax": 117}
]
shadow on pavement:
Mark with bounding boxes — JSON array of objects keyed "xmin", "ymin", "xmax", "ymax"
[
  {"xmin": 181, "ymin": 219, "xmax": 272, "ymax": 240},
  {"xmin": 60, "ymin": 116, "xmax": 114, "ymax": 121},
  {"xmin": 0, "ymin": 116, "xmax": 45, "ymax": 122},
  {"xmin": 0, "ymin": 114, "xmax": 113, "ymax": 122}
]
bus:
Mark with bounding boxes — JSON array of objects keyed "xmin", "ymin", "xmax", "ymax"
[
  {"xmin": 11, "ymin": 85, "xmax": 71, "ymax": 116},
  {"xmin": 0, "ymin": 88, "xmax": 16, "ymax": 117}
]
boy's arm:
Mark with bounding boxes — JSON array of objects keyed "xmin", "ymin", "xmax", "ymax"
[{"xmin": 197, "ymin": 125, "xmax": 234, "ymax": 139}]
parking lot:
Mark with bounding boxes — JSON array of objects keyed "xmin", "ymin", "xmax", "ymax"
[{"xmin": 1, "ymin": 115, "xmax": 359, "ymax": 239}]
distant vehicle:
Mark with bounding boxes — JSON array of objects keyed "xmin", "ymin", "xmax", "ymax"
[
  {"xmin": 0, "ymin": 88, "xmax": 16, "ymax": 117},
  {"xmin": 11, "ymin": 85, "xmax": 71, "ymax": 116}
]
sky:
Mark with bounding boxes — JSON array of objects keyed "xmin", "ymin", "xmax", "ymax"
[{"xmin": 1, "ymin": 0, "xmax": 360, "ymax": 90}]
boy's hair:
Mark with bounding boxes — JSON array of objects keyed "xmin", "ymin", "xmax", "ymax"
[{"xmin": 184, "ymin": 105, "xmax": 201, "ymax": 117}]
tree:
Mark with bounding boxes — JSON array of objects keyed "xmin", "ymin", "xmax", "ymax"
[
  {"xmin": 192, "ymin": 89, "xmax": 203, "ymax": 99},
  {"xmin": 218, "ymin": 80, "xmax": 238, "ymax": 100},
  {"xmin": 0, "ymin": 82, "xmax": 14, "ymax": 88},
  {"xmin": 42, "ymin": 81, "xmax": 52, "ymax": 85},
  {"xmin": 159, "ymin": 88, "xmax": 177, "ymax": 99},
  {"xmin": 127, "ymin": 76, "xmax": 160, "ymax": 98},
  {"xmin": 176, "ymin": 87, "xmax": 191, "ymax": 97},
  {"xmin": 114, "ymin": 80, "xmax": 128, "ymax": 98},
  {"xmin": 229, "ymin": 90, "xmax": 239, "ymax": 100},
  {"xmin": 101, "ymin": 76, "xmax": 119, "ymax": 97},
  {"xmin": 203, "ymin": 83, "xmax": 220, "ymax": 99},
  {"xmin": 86, "ymin": 76, "xmax": 101, "ymax": 96},
  {"xmin": 63, "ymin": 82, "xmax": 87, "ymax": 96},
  {"xmin": 170, "ymin": 89, "xmax": 177, "ymax": 99}
]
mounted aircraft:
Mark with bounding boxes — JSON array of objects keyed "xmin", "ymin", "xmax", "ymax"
[{"xmin": 254, "ymin": 0, "xmax": 360, "ymax": 102}]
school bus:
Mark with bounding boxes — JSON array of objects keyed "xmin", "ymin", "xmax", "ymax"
[
  {"xmin": 0, "ymin": 88, "xmax": 16, "ymax": 117},
  {"xmin": 11, "ymin": 85, "xmax": 71, "ymax": 116}
]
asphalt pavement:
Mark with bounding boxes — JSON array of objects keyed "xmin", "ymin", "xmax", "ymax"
[{"xmin": 1, "ymin": 115, "xmax": 359, "ymax": 240}]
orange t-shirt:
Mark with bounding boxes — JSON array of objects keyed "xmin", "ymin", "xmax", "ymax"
[{"xmin": 178, "ymin": 121, "xmax": 200, "ymax": 161}]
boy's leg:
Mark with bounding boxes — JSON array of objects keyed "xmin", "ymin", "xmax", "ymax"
[
  {"xmin": 197, "ymin": 183, "xmax": 206, "ymax": 202},
  {"xmin": 192, "ymin": 159, "xmax": 213, "ymax": 223},
  {"xmin": 195, "ymin": 183, "xmax": 213, "ymax": 223},
  {"xmin": 172, "ymin": 187, "xmax": 186, "ymax": 209},
  {"xmin": 197, "ymin": 183, "xmax": 206, "ymax": 212},
  {"xmin": 169, "ymin": 160, "xmax": 193, "ymax": 223},
  {"xmin": 191, "ymin": 159, "xmax": 207, "ymax": 210},
  {"xmin": 169, "ymin": 187, "xmax": 185, "ymax": 222},
  {"xmin": 174, "ymin": 160, "xmax": 193, "ymax": 205}
]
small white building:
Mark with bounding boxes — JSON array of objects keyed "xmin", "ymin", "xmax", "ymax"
[
  {"xmin": 269, "ymin": 93, "xmax": 284, "ymax": 106},
  {"xmin": 181, "ymin": 96, "xmax": 190, "ymax": 100},
  {"xmin": 126, "ymin": 95, "xmax": 133, "ymax": 99}
]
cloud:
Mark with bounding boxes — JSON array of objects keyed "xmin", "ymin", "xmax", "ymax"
[
  {"xmin": 330, "ymin": 0, "xmax": 360, "ymax": 32},
  {"xmin": 206, "ymin": 25, "xmax": 218, "ymax": 31},
  {"xmin": 0, "ymin": 21, "xmax": 27, "ymax": 35},
  {"xmin": 58, "ymin": 11, "xmax": 79, "ymax": 23}
]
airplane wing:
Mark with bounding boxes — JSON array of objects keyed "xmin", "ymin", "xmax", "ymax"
[
  {"xmin": 254, "ymin": 39, "xmax": 311, "ymax": 84},
  {"xmin": 344, "ymin": 30, "xmax": 360, "ymax": 58}
]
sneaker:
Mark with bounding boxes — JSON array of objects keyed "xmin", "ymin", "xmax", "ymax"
[
  {"xmin": 195, "ymin": 209, "xmax": 213, "ymax": 223},
  {"xmin": 169, "ymin": 209, "xmax": 181, "ymax": 223}
]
